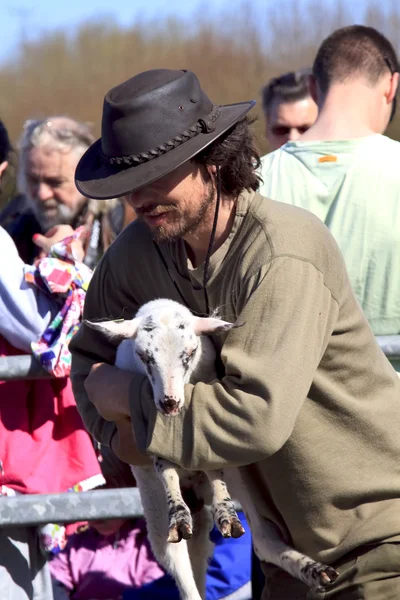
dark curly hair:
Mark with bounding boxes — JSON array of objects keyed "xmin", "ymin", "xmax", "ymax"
[{"xmin": 194, "ymin": 117, "xmax": 261, "ymax": 197}]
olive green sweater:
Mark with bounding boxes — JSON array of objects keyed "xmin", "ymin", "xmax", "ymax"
[{"xmin": 70, "ymin": 190, "xmax": 400, "ymax": 564}]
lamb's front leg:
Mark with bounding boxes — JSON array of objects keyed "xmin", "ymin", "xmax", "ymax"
[
  {"xmin": 206, "ymin": 469, "xmax": 245, "ymax": 538},
  {"xmin": 154, "ymin": 457, "xmax": 193, "ymax": 543}
]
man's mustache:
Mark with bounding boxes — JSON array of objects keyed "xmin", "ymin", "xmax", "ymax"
[{"xmin": 136, "ymin": 204, "xmax": 176, "ymax": 217}]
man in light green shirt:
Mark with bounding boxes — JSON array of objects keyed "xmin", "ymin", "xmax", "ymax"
[{"xmin": 259, "ymin": 26, "xmax": 400, "ymax": 352}]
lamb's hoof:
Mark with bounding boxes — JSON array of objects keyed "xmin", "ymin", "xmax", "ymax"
[
  {"xmin": 213, "ymin": 502, "xmax": 245, "ymax": 538},
  {"xmin": 219, "ymin": 517, "xmax": 246, "ymax": 538},
  {"xmin": 167, "ymin": 526, "xmax": 181, "ymax": 543},
  {"xmin": 167, "ymin": 522, "xmax": 193, "ymax": 543},
  {"xmin": 178, "ymin": 521, "xmax": 193, "ymax": 540},
  {"xmin": 311, "ymin": 564, "xmax": 339, "ymax": 589},
  {"xmin": 167, "ymin": 502, "xmax": 193, "ymax": 543},
  {"xmin": 231, "ymin": 518, "xmax": 246, "ymax": 538}
]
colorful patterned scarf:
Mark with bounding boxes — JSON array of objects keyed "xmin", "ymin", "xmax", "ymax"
[{"xmin": 24, "ymin": 227, "xmax": 92, "ymax": 378}]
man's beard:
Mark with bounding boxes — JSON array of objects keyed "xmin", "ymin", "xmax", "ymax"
[
  {"xmin": 136, "ymin": 184, "xmax": 214, "ymax": 244},
  {"xmin": 27, "ymin": 194, "xmax": 83, "ymax": 231}
]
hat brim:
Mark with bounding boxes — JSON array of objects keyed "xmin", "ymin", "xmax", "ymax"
[{"xmin": 75, "ymin": 100, "xmax": 255, "ymax": 200}]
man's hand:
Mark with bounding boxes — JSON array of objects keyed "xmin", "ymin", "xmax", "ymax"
[
  {"xmin": 33, "ymin": 225, "xmax": 85, "ymax": 261},
  {"xmin": 85, "ymin": 363, "xmax": 152, "ymax": 466},
  {"xmin": 84, "ymin": 363, "xmax": 133, "ymax": 421}
]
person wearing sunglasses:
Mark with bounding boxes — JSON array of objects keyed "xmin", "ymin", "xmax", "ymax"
[
  {"xmin": 259, "ymin": 25, "xmax": 400, "ymax": 357},
  {"xmin": 262, "ymin": 69, "xmax": 318, "ymax": 151}
]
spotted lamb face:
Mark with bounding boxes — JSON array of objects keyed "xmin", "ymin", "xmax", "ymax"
[
  {"xmin": 132, "ymin": 313, "xmax": 201, "ymax": 415},
  {"xmin": 85, "ymin": 299, "xmax": 236, "ymax": 416}
]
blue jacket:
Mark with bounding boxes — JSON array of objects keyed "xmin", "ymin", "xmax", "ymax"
[{"xmin": 124, "ymin": 512, "xmax": 251, "ymax": 600}]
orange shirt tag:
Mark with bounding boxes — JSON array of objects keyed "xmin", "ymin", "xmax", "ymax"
[{"xmin": 318, "ymin": 155, "xmax": 337, "ymax": 163}]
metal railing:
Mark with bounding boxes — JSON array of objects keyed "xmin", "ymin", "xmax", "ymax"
[
  {"xmin": 0, "ymin": 488, "xmax": 243, "ymax": 527},
  {"xmin": 0, "ymin": 354, "xmax": 52, "ymax": 380},
  {"xmin": 0, "ymin": 488, "xmax": 143, "ymax": 527},
  {"xmin": 0, "ymin": 335, "xmax": 399, "ymax": 527}
]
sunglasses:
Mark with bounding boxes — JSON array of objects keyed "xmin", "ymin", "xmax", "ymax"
[{"xmin": 270, "ymin": 125, "xmax": 311, "ymax": 137}]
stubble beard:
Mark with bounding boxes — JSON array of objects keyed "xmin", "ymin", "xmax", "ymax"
[{"xmin": 151, "ymin": 185, "xmax": 215, "ymax": 244}]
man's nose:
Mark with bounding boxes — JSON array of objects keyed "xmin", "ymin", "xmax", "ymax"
[
  {"xmin": 36, "ymin": 181, "xmax": 54, "ymax": 202},
  {"xmin": 126, "ymin": 189, "xmax": 149, "ymax": 208},
  {"xmin": 288, "ymin": 128, "xmax": 301, "ymax": 142}
]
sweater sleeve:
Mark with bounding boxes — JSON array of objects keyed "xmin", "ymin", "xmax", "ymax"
[
  {"xmin": 0, "ymin": 226, "xmax": 55, "ymax": 351},
  {"xmin": 130, "ymin": 256, "xmax": 339, "ymax": 470},
  {"xmin": 70, "ymin": 251, "xmax": 139, "ymax": 447}
]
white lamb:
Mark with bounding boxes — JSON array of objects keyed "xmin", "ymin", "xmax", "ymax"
[{"xmin": 86, "ymin": 298, "xmax": 338, "ymax": 600}]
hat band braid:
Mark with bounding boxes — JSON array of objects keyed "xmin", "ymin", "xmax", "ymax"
[{"xmin": 101, "ymin": 106, "xmax": 220, "ymax": 167}]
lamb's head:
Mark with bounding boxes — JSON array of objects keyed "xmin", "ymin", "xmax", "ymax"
[{"xmin": 85, "ymin": 299, "xmax": 236, "ymax": 416}]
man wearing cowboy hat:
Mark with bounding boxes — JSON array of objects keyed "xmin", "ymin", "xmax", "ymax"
[{"xmin": 70, "ymin": 68, "xmax": 400, "ymax": 598}]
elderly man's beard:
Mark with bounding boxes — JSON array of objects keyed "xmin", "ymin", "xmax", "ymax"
[
  {"xmin": 136, "ymin": 183, "xmax": 215, "ymax": 243},
  {"xmin": 27, "ymin": 194, "xmax": 86, "ymax": 232}
]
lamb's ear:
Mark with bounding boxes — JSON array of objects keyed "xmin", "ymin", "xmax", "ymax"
[
  {"xmin": 192, "ymin": 317, "xmax": 244, "ymax": 336},
  {"xmin": 83, "ymin": 318, "xmax": 140, "ymax": 340}
]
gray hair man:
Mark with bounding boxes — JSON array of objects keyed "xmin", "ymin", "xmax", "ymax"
[
  {"xmin": 1, "ymin": 116, "xmax": 118, "ymax": 268},
  {"xmin": 19, "ymin": 117, "xmax": 93, "ymax": 231}
]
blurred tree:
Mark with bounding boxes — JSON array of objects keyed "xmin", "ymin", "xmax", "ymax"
[{"xmin": 0, "ymin": 0, "xmax": 398, "ymax": 163}]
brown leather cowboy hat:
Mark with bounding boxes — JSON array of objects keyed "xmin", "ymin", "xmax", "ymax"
[{"xmin": 75, "ymin": 69, "xmax": 255, "ymax": 200}]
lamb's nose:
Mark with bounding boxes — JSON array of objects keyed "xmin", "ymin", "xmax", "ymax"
[{"xmin": 162, "ymin": 396, "xmax": 179, "ymax": 415}]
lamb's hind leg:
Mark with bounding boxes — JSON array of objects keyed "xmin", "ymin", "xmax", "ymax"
[
  {"xmin": 154, "ymin": 457, "xmax": 193, "ymax": 542},
  {"xmin": 224, "ymin": 468, "xmax": 339, "ymax": 590},
  {"xmin": 154, "ymin": 537, "xmax": 204, "ymax": 600},
  {"xmin": 131, "ymin": 465, "xmax": 202, "ymax": 600},
  {"xmin": 206, "ymin": 469, "xmax": 245, "ymax": 539},
  {"xmin": 186, "ymin": 506, "xmax": 214, "ymax": 599},
  {"xmin": 254, "ymin": 521, "xmax": 339, "ymax": 590}
]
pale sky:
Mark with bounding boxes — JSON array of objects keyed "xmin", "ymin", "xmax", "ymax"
[
  {"xmin": 1, "ymin": 0, "xmax": 371, "ymax": 65},
  {"xmin": 2, "ymin": 0, "xmax": 235, "ymax": 63}
]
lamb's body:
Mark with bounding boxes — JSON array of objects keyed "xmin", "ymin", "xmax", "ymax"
[
  {"xmin": 111, "ymin": 300, "xmax": 244, "ymax": 600},
  {"xmin": 87, "ymin": 298, "xmax": 338, "ymax": 599}
]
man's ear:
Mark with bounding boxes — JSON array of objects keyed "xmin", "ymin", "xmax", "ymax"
[
  {"xmin": 388, "ymin": 72, "xmax": 399, "ymax": 104},
  {"xmin": 206, "ymin": 164, "xmax": 217, "ymax": 177},
  {"xmin": 308, "ymin": 74, "xmax": 318, "ymax": 105}
]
